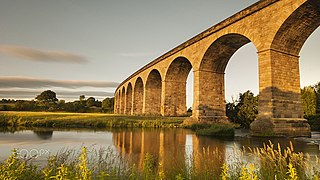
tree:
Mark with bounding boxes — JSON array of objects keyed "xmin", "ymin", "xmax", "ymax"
[
  {"xmin": 86, "ymin": 97, "xmax": 96, "ymax": 107},
  {"xmin": 226, "ymin": 101, "xmax": 238, "ymax": 123},
  {"xmin": 315, "ymin": 82, "xmax": 320, "ymax": 114},
  {"xmin": 35, "ymin": 90, "xmax": 58, "ymax": 110},
  {"xmin": 35, "ymin": 90, "xmax": 58, "ymax": 103},
  {"xmin": 226, "ymin": 90, "xmax": 258, "ymax": 128},
  {"xmin": 79, "ymin": 95, "xmax": 86, "ymax": 102},
  {"xmin": 102, "ymin": 97, "xmax": 114, "ymax": 112},
  {"xmin": 237, "ymin": 91, "xmax": 258, "ymax": 128},
  {"xmin": 301, "ymin": 86, "xmax": 317, "ymax": 116},
  {"xmin": 79, "ymin": 95, "xmax": 86, "ymax": 106}
]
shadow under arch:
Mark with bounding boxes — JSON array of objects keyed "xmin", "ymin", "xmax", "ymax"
[
  {"xmin": 133, "ymin": 77, "xmax": 144, "ymax": 115},
  {"xmin": 145, "ymin": 69, "xmax": 162, "ymax": 115},
  {"xmin": 126, "ymin": 83, "xmax": 133, "ymax": 115},
  {"xmin": 271, "ymin": 0, "xmax": 320, "ymax": 56},
  {"xmin": 115, "ymin": 90, "xmax": 121, "ymax": 114},
  {"xmin": 121, "ymin": 87, "xmax": 126, "ymax": 114},
  {"xmin": 163, "ymin": 57, "xmax": 193, "ymax": 116},
  {"xmin": 193, "ymin": 33, "xmax": 258, "ymax": 122}
]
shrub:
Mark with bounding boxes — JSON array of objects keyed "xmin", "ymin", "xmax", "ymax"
[{"xmin": 195, "ymin": 124, "xmax": 235, "ymax": 137}]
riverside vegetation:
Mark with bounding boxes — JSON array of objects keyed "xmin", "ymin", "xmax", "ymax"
[
  {"xmin": 0, "ymin": 111, "xmax": 236, "ymax": 137},
  {"xmin": 0, "ymin": 142, "xmax": 319, "ymax": 179}
]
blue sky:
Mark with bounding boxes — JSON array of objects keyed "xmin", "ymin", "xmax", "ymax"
[{"xmin": 0, "ymin": 0, "xmax": 319, "ymax": 107}]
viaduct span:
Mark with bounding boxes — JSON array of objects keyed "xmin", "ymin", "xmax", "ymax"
[{"xmin": 114, "ymin": 0, "xmax": 319, "ymax": 137}]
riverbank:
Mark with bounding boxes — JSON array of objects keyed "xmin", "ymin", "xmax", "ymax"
[
  {"xmin": 0, "ymin": 111, "xmax": 186, "ymax": 129},
  {"xmin": 0, "ymin": 111, "xmax": 236, "ymax": 137}
]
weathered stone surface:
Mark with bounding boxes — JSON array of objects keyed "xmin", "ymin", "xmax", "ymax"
[
  {"xmin": 250, "ymin": 118, "xmax": 311, "ymax": 137},
  {"xmin": 114, "ymin": 0, "xmax": 319, "ymax": 137}
]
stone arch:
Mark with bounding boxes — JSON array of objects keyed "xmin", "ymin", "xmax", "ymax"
[
  {"xmin": 145, "ymin": 69, "xmax": 162, "ymax": 115},
  {"xmin": 194, "ymin": 33, "xmax": 256, "ymax": 122},
  {"xmin": 126, "ymin": 83, "xmax": 133, "ymax": 115},
  {"xmin": 271, "ymin": 0, "xmax": 320, "ymax": 56},
  {"xmin": 163, "ymin": 57, "xmax": 193, "ymax": 116},
  {"xmin": 121, "ymin": 87, "xmax": 126, "ymax": 114},
  {"xmin": 200, "ymin": 34, "xmax": 252, "ymax": 73},
  {"xmin": 133, "ymin": 77, "xmax": 144, "ymax": 115}
]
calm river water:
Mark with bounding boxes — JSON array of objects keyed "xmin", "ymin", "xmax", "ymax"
[{"xmin": 0, "ymin": 128, "xmax": 320, "ymax": 168}]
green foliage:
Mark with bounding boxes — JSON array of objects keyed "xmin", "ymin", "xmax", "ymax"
[
  {"xmin": 0, "ymin": 143, "xmax": 319, "ymax": 179},
  {"xmin": 237, "ymin": 91, "xmax": 258, "ymax": 128},
  {"xmin": 226, "ymin": 90, "xmax": 258, "ymax": 128},
  {"xmin": 77, "ymin": 147, "xmax": 92, "ymax": 180},
  {"xmin": 1, "ymin": 91, "xmax": 112, "ymax": 113},
  {"xmin": 102, "ymin": 97, "xmax": 114, "ymax": 112},
  {"xmin": 301, "ymin": 86, "xmax": 317, "ymax": 116},
  {"xmin": 0, "ymin": 112, "xmax": 185, "ymax": 129},
  {"xmin": 195, "ymin": 124, "xmax": 235, "ymax": 137},
  {"xmin": 187, "ymin": 123, "xmax": 211, "ymax": 131},
  {"xmin": 36, "ymin": 90, "xmax": 58, "ymax": 103},
  {"xmin": 0, "ymin": 149, "xmax": 41, "ymax": 179},
  {"xmin": 315, "ymin": 82, "xmax": 320, "ymax": 114},
  {"xmin": 305, "ymin": 114, "xmax": 320, "ymax": 131},
  {"xmin": 79, "ymin": 95, "xmax": 86, "ymax": 102},
  {"xmin": 226, "ymin": 101, "xmax": 238, "ymax": 123},
  {"xmin": 86, "ymin": 97, "xmax": 96, "ymax": 108},
  {"xmin": 142, "ymin": 153, "xmax": 156, "ymax": 179}
]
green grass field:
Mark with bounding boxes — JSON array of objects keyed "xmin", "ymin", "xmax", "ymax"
[{"xmin": 0, "ymin": 111, "xmax": 186, "ymax": 129}]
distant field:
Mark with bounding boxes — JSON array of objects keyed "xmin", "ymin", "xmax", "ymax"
[{"xmin": 0, "ymin": 111, "xmax": 186, "ymax": 128}]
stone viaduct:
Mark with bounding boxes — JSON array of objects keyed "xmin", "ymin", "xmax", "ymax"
[{"xmin": 114, "ymin": 0, "xmax": 319, "ymax": 137}]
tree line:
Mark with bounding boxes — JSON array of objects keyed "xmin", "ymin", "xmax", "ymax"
[{"xmin": 0, "ymin": 90, "xmax": 114, "ymax": 113}]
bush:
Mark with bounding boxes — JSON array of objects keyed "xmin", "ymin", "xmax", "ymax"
[
  {"xmin": 305, "ymin": 114, "xmax": 320, "ymax": 130},
  {"xmin": 195, "ymin": 124, "xmax": 235, "ymax": 137}
]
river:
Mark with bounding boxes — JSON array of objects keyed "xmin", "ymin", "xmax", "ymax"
[{"xmin": 0, "ymin": 128, "xmax": 319, "ymax": 169}]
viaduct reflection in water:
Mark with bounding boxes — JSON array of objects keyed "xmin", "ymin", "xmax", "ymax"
[{"xmin": 112, "ymin": 129, "xmax": 226, "ymax": 172}]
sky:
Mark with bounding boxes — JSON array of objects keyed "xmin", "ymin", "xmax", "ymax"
[{"xmin": 0, "ymin": 0, "xmax": 319, "ymax": 107}]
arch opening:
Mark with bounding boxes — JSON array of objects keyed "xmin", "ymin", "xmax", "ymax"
[
  {"xmin": 195, "ymin": 33, "xmax": 255, "ymax": 122},
  {"xmin": 164, "ymin": 57, "xmax": 193, "ymax": 116},
  {"xmin": 133, "ymin": 77, "xmax": 144, "ymax": 115},
  {"xmin": 145, "ymin": 69, "xmax": 162, "ymax": 116},
  {"xmin": 225, "ymin": 43, "xmax": 258, "ymax": 103},
  {"xmin": 126, "ymin": 83, "xmax": 133, "ymax": 115},
  {"xmin": 300, "ymin": 28, "xmax": 320, "ymax": 88}
]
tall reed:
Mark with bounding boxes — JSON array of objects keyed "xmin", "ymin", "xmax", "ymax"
[{"xmin": 0, "ymin": 142, "xmax": 319, "ymax": 179}]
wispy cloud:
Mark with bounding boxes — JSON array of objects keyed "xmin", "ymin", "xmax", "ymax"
[
  {"xmin": 0, "ymin": 45, "xmax": 89, "ymax": 63},
  {"xmin": 0, "ymin": 76, "xmax": 119, "ymax": 89}
]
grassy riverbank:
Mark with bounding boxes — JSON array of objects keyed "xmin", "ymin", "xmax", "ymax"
[
  {"xmin": 0, "ymin": 111, "xmax": 186, "ymax": 129},
  {"xmin": 1, "ymin": 142, "xmax": 319, "ymax": 179},
  {"xmin": 0, "ymin": 111, "xmax": 236, "ymax": 137}
]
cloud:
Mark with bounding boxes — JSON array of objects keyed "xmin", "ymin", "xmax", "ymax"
[
  {"xmin": 0, "ymin": 76, "xmax": 119, "ymax": 89},
  {"xmin": 0, "ymin": 45, "xmax": 89, "ymax": 63},
  {"xmin": 0, "ymin": 89, "xmax": 114, "ymax": 100}
]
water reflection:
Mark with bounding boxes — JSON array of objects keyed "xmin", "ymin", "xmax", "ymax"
[
  {"xmin": 33, "ymin": 130, "xmax": 53, "ymax": 140},
  {"xmin": 0, "ymin": 127, "xmax": 319, "ymax": 169},
  {"xmin": 112, "ymin": 129, "xmax": 229, "ymax": 172},
  {"xmin": 111, "ymin": 129, "xmax": 320, "ymax": 172}
]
